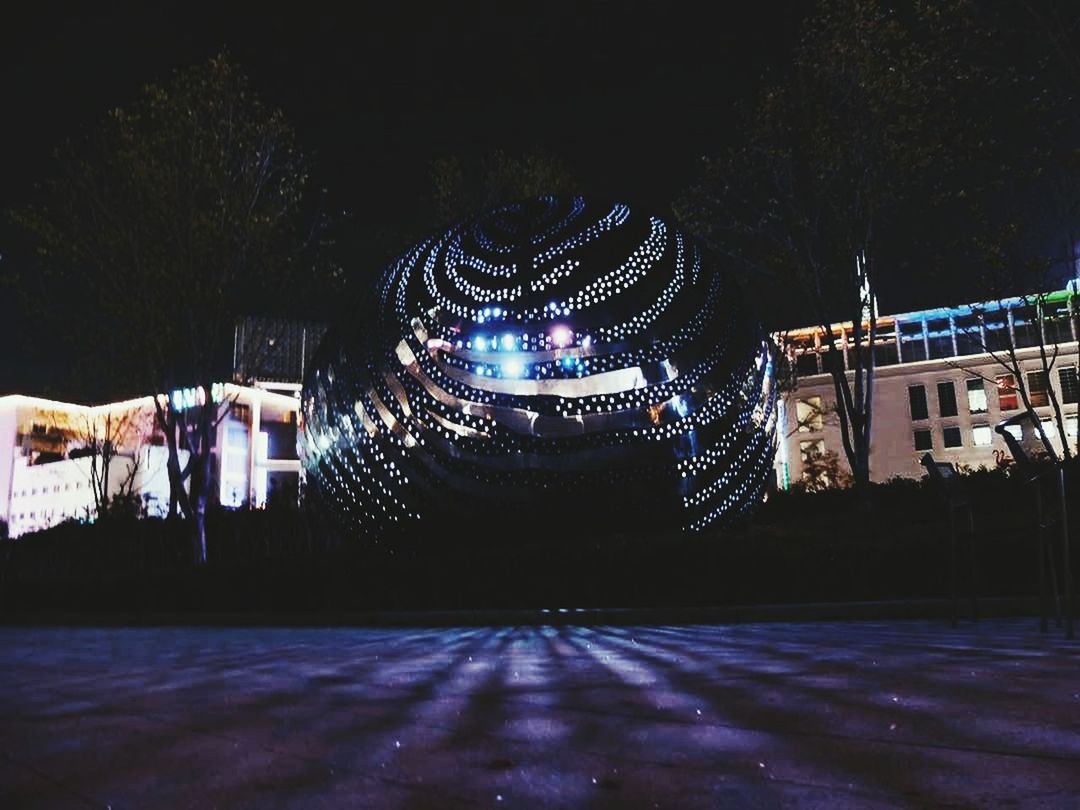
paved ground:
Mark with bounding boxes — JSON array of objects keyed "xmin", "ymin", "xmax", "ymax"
[{"xmin": 0, "ymin": 619, "xmax": 1078, "ymax": 809}]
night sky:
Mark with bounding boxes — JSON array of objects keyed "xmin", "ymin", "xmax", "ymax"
[
  {"xmin": 1, "ymin": 3, "xmax": 811, "ymax": 396},
  {"xmin": 0, "ymin": 3, "xmax": 803, "ymax": 223}
]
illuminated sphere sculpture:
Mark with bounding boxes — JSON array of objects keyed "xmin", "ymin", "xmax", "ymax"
[{"xmin": 300, "ymin": 197, "xmax": 777, "ymax": 538}]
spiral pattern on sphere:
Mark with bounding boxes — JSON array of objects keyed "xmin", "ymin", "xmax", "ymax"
[{"xmin": 301, "ymin": 197, "xmax": 777, "ymax": 538}]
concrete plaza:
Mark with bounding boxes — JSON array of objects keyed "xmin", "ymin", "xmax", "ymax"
[{"xmin": 1, "ymin": 618, "xmax": 1078, "ymax": 808}]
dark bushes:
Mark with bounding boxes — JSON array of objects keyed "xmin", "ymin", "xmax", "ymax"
[{"xmin": 0, "ymin": 468, "xmax": 1072, "ymax": 614}]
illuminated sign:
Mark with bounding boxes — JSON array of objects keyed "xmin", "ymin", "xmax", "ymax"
[{"xmin": 161, "ymin": 383, "xmax": 226, "ymax": 413}]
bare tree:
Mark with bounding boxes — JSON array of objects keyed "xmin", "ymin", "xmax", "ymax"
[
  {"xmin": 677, "ymin": 0, "xmax": 983, "ymax": 492},
  {"xmin": 82, "ymin": 408, "xmax": 147, "ymax": 520},
  {"xmin": 13, "ymin": 54, "xmax": 333, "ymax": 562},
  {"xmin": 951, "ymin": 292, "xmax": 1078, "ymax": 463}
]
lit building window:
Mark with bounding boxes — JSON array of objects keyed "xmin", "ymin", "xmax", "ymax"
[
  {"xmin": 1040, "ymin": 419, "xmax": 1057, "ymax": 440},
  {"xmin": 972, "ymin": 425, "xmax": 992, "ymax": 446},
  {"xmin": 795, "ymin": 396, "xmax": 824, "ymax": 432},
  {"xmin": 966, "ymin": 378, "xmax": 987, "ymax": 414},
  {"xmin": 996, "ymin": 374, "xmax": 1018, "ymax": 411},
  {"xmin": 1067, "ymin": 416, "xmax": 1078, "ymax": 438},
  {"xmin": 799, "ymin": 438, "xmax": 825, "ymax": 460}
]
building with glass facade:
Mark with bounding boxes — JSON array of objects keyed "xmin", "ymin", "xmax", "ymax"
[{"xmin": 775, "ymin": 286, "xmax": 1079, "ymax": 487}]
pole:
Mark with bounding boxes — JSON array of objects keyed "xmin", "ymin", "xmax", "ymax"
[
  {"xmin": 1060, "ymin": 467, "xmax": 1073, "ymax": 640},
  {"xmin": 950, "ymin": 504, "xmax": 958, "ymax": 629},
  {"xmin": 967, "ymin": 504, "xmax": 977, "ymax": 622},
  {"xmin": 1037, "ymin": 485, "xmax": 1048, "ymax": 633}
]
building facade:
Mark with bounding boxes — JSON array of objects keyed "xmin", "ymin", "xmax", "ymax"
[
  {"xmin": 232, "ymin": 316, "xmax": 326, "ymax": 387},
  {"xmin": 0, "ymin": 384, "xmax": 301, "ymax": 539},
  {"xmin": 775, "ymin": 287, "xmax": 1080, "ymax": 488}
]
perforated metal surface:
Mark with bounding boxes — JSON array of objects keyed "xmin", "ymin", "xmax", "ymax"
[{"xmin": 300, "ymin": 197, "xmax": 777, "ymax": 537}]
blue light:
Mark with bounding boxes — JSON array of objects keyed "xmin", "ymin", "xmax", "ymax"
[
  {"xmin": 502, "ymin": 359, "xmax": 524, "ymax": 378},
  {"xmin": 474, "ymin": 336, "xmax": 488, "ymax": 352},
  {"xmin": 501, "ymin": 333, "xmax": 516, "ymax": 351}
]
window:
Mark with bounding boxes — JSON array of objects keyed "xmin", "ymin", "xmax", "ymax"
[
  {"xmin": 997, "ymin": 374, "xmax": 1018, "ymax": 411},
  {"xmin": 909, "ymin": 385, "xmax": 929, "ymax": 421},
  {"xmin": 226, "ymin": 423, "xmax": 249, "ymax": 450},
  {"xmin": 1027, "ymin": 371, "xmax": 1049, "ymax": 407},
  {"xmin": 983, "ymin": 311, "xmax": 1011, "ymax": 352},
  {"xmin": 943, "ymin": 426, "xmax": 963, "ymax": 448},
  {"xmin": 1039, "ymin": 418, "xmax": 1057, "ymax": 439},
  {"xmin": 795, "ymin": 351, "xmax": 819, "ymax": 376},
  {"xmin": 1043, "ymin": 299, "xmax": 1073, "ymax": 344},
  {"xmin": 872, "ymin": 324, "xmax": 899, "ymax": 367},
  {"xmin": 954, "ymin": 314, "xmax": 982, "ymax": 356},
  {"xmin": 900, "ymin": 321, "xmax": 927, "ymax": 363},
  {"xmin": 799, "ymin": 439, "xmax": 825, "ymax": 465},
  {"xmin": 1004, "ymin": 424, "xmax": 1023, "ymax": 442},
  {"xmin": 799, "ymin": 439, "xmax": 832, "ymax": 487},
  {"xmin": 937, "ymin": 381, "xmax": 958, "ymax": 418},
  {"xmin": 914, "ymin": 429, "xmax": 933, "ymax": 451},
  {"xmin": 795, "ymin": 397, "xmax": 824, "ymax": 432},
  {"xmin": 1060, "ymin": 367, "xmax": 1078, "ymax": 405},
  {"xmin": 873, "ymin": 339, "xmax": 899, "ymax": 367},
  {"xmin": 966, "ymin": 378, "xmax": 987, "ymax": 414},
  {"xmin": 822, "ymin": 346, "xmax": 844, "ymax": 373},
  {"xmin": 1067, "ymin": 416, "xmax": 1078, "ymax": 439},
  {"xmin": 225, "ymin": 454, "xmax": 247, "ymax": 476},
  {"xmin": 1012, "ymin": 305, "xmax": 1041, "ymax": 348},
  {"xmin": 927, "ymin": 318, "xmax": 954, "ymax": 359},
  {"xmin": 972, "ymin": 425, "xmax": 992, "ymax": 446}
]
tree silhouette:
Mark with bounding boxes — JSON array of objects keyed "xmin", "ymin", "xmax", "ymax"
[{"xmin": 13, "ymin": 53, "xmax": 332, "ymax": 561}]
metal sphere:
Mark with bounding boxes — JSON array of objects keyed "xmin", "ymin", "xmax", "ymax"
[{"xmin": 300, "ymin": 197, "xmax": 777, "ymax": 539}]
